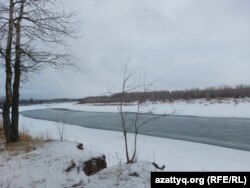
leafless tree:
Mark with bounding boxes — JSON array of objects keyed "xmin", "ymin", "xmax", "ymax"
[
  {"xmin": 55, "ymin": 121, "xmax": 65, "ymax": 141},
  {"xmin": 0, "ymin": 0, "xmax": 78, "ymax": 142},
  {"xmin": 118, "ymin": 63, "xmax": 167, "ymax": 163}
]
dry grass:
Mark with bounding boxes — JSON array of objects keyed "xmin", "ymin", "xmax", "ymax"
[
  {"xmin": 4, "ymin": 141, "xmax": 38, "ymax": 154},
  {"xmin": 0, "ymin": 121, "xmax": 52, "ymax": 154},
  {"xmin": 19, "ymin": 125, "xmax": 52, "ymax": 142},
  {"xmin": 19, "ymin": 132, "xmax": 33, "ymax": 142}
]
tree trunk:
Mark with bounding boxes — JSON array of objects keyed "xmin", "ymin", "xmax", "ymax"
[
  {"xmin": 3, "ymin": 0, "xmax": 15, "ymax": 142},
  {"xmin": 11, "ymin": 0, "xmax": 25, "ymax": 141}
]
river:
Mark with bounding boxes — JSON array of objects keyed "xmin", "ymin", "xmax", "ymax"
[{"xmin": 21, "ymin": 108, "xmax": 250, "ymax": 151}]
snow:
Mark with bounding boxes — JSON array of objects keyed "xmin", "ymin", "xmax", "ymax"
[
  {"xmin": 0, "ymin": 141, "xmax": 100, "ymax": 188},
  {"xmin": 19, "ymin": 116, "xmax": 250, "ymax": 171},
  {"xmin": 1, "ymin": 100, "xmax": 250, "ymax": 187},
  {"xmin": 2, "ymin": 116, "xmax": 250, "ymax": 188},
  {"xmin": 0, "ymin": 140, "xmax": 155, "ymax": 188},
  {"xmin": 85, "ymin": 161, "xmax": 154, "ymax": 188},
  {"xmin": 19, "ymin": 98, "xmax": 250, "ymax": 118}
]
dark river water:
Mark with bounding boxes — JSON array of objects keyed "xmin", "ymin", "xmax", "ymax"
[{"xmin": 21, "ymin": 108, "xmax": 250, "ymax": 151}]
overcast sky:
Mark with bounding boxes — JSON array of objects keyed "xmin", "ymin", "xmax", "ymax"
[{"xmin": 1, "ymin": 0, "xmax": 250, "ymax": 99}]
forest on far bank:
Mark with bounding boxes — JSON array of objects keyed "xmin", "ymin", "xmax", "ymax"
[
  {"xmin": 80, "ymin": 84, "xmax": 250, "ymax": 104},
  {"xmin": 1, "ymin": 84, "xmax": 250, "ymax": 106}
]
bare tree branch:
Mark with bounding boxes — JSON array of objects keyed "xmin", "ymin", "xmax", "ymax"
[
  {"xmin": 1, "ymin": 0, "xmax": 79, "ymax": 142},
  {"xmin": 118, "ymin": 62, "xmax": 169, "ymax": 163}
]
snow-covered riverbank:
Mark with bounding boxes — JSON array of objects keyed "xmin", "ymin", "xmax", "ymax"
[
  {"xmin": 1, "ymin": 100, "xmax": 250, "ymax": 187},
  {"xmin": 19, "ymin": 98, "xmax": 250, "ymax": 118},
  {"xmin": 19, "ymin": 115, "xmax": 250, "ymax": 171}
]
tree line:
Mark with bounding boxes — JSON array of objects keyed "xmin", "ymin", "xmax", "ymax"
[
  {"xmin": 0, "ymin": 98, "xmax": 78, "ymax": 107},
  {"xmin": 80, "ymin": 84, "xmax": 250, "ymax": 103},
  {"xmin": 19, "ymin": 98, "xmax": 79, "ymax": 105}
]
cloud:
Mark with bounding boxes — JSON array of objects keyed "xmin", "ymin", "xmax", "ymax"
[{"xmin": 1, "ymin": 0, "xmax": 249, "ymax": 99}]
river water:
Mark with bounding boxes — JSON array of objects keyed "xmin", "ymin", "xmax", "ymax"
[{"xmin": 21, "ymin": 108, "xmax": 250, "ymax": 151}]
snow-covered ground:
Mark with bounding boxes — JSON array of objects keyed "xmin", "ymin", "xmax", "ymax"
[
  {"xmin": 19, "ymin": 98, "xmax": 250, "ymax": 118},
  {"xmin": 19, "ymin": 116, "xmax": 250, "ymax": 171},
  {"xmin": 17, "ymin": 99, "xmax": 250, "ymax": 170},
  {"xmin": 0, "ymin": 141, "xmax": 98, "ymax": 187},
  {"xmin": 1, "ymin": 114, "xmax": 249, "ymax": 187},
  {"xmin": 1, "ymin": 99, "xmax": 250, "ymax": 187},
  {"xmin": 0, "ymin": 140, "xmax": 154, "ymax": 188}
]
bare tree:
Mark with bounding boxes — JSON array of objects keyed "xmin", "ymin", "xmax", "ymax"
[
  {"xmin": 118, "ymin": 63, "xmax": 167, "ymax": 163},
  {"xmin": 0, "ymin": 0, "xmax": 78, "ymax": 142},
  {"xmin": 1, "ymin": 0, "xmax": 16, "ymax": 142},
  {"xmin": 55, "ymin": 121, "xmax": 65, "ymax": 141}
]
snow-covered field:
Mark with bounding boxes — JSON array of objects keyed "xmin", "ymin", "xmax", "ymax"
[
  {"xmin": 19, "ymin": 98, "xmax": 250, "ymax": 118},
  {"xmin": 0, "ymin": 139, "xmax": 154, "ymax": 188},
  {"xmin": 18, "ymin": 116, "xmax": 250, "ymax": 171},
  {"xmin": 1, "ymin": 99, "xmax": 250, "ymax": 187}
]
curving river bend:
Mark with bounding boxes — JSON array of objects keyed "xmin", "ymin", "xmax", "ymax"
[{"xmin": 21, "ymin": 108, "xmax": 250, "ymax": 151}]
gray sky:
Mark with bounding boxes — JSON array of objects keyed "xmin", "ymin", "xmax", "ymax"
[{"xmin": 1, "ymin": 0, "xmax": 250, "ymax": 99}]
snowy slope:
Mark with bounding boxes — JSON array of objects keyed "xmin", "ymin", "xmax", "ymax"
[
  {"xmin": 0, "ymin": 140, "xmax": 155, "ymax": 188},
  {"xmin": 0, "ymin": 141, "xmax": 101, "ymax": 188},
  {"xmin": 86, "ymin": 161, "xmax": 155, "ymax": 188}
]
